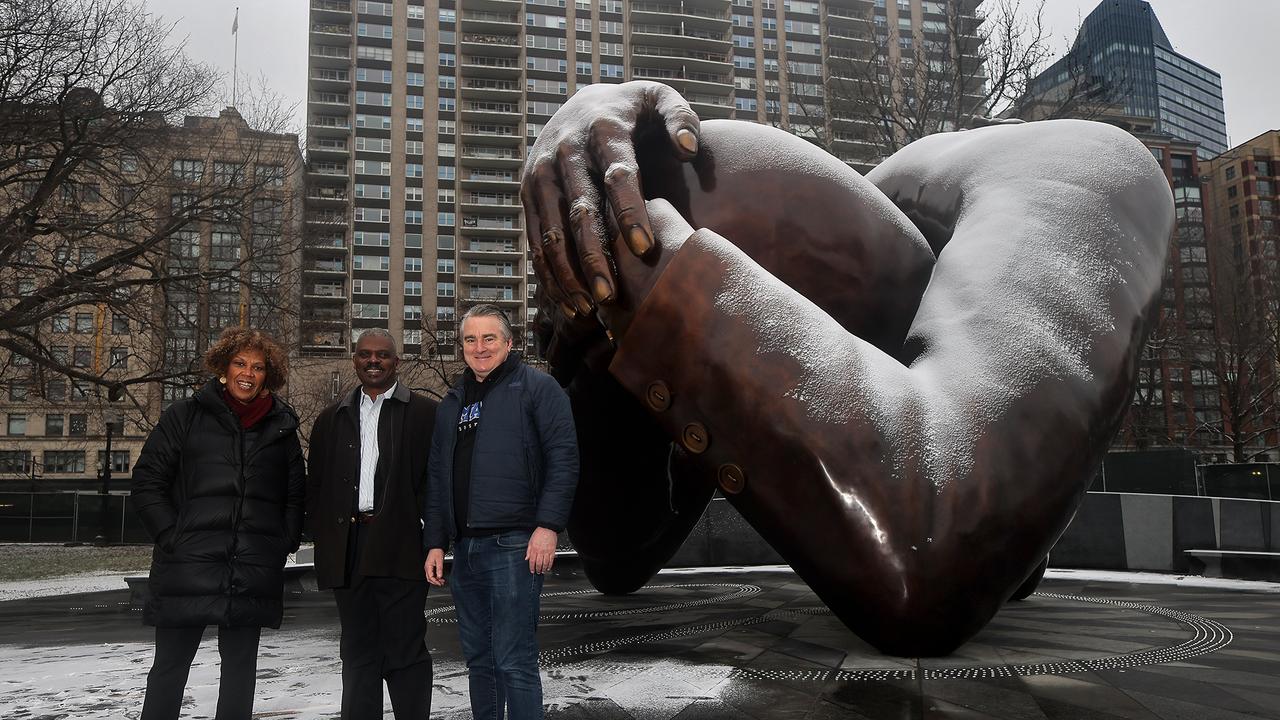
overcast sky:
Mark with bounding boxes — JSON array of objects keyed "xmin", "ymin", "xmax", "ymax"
[{"xmin": 146, "ymin": 0, "xmax": 1277, "ymax": 148}]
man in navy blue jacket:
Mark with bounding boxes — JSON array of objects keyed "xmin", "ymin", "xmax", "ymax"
[{"xmin": 424, "ymin": 303, "xmax": 578, "ymax": 720}]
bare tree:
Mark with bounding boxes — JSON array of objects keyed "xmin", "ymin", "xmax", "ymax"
[
  {"xmin": 0, "ymin": 0, "xmax": 301, "ymax": 413},
  {"xmin": 775, "ymin": 0, "xmax": 1109, "ymax": 164},
  {"xmin": 1197, "ymin": 251, "xmax": 1280, "ymax": 462}
]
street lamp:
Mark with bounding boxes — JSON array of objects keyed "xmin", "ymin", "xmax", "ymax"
[{"xmin": 94, "ymin": 408, "xmax": 121, "ymax": 545}]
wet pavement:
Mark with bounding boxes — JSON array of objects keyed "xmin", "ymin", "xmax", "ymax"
[{"xmin": 2, "ymin": 564, "xmax": 1279, "ymax": 719}]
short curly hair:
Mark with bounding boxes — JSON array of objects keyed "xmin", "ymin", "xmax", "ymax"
[{"xmin": 204, "ymin": 326, "xmax": 289, "ymax": 392}]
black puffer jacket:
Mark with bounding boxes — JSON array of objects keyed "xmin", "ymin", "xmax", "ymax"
[{"xmin": 131, "ymin": 380, "xmax": 306, "ymax": 628}]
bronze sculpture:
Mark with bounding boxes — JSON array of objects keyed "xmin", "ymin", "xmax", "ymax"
[{"xmin": 520, "ymin": 81, "xmax": 1174, "ymax": 656}]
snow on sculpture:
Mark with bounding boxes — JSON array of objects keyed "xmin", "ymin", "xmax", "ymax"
[{"xmin": 520, "ymin": 81, "xmax": 1174, "ymax": 656}]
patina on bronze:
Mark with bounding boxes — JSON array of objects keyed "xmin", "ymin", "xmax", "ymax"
[{"xmin": 521, "ymin": 81, "xmax": 1174, "ymax": 657}]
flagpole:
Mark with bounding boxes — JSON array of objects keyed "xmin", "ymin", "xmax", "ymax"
[{"xmin": 232, "ymin": 7, "xmax": 239, "ymax": 107}]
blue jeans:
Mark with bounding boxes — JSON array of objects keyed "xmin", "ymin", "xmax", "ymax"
[{"xmin": 452, "ymin": 531, "xmax": 545, "ymax": 720}]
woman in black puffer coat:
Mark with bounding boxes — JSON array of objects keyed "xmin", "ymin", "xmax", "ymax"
[{"xmin": 131, "ymin": 327, "xmax": 305, "ymax": 720}]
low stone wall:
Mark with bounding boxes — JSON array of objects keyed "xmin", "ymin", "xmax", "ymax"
[{"xmin": 665, "ymin": 493, "xmax": 1280, "ymax": 581}]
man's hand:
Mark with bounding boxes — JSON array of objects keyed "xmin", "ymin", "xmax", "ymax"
[
  {"xmin": 521, "ymin": 81, "xmax": 700, "ymax": 317},
  {"xmin": 526, "ymin": 527, "xmax": 558, "ymax": 575},
  {"xmin": 425, "ymin": 548, "xmax": 446, "ymax": 587}
]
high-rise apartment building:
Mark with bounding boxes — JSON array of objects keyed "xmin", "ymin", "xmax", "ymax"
[
  {"xmin": 1119, "ymin": 131, "xmax": 1225, "ymax": 457},
  {"xmin": 1, "ymin": 108, "xmax": 303, "ymax": 490},
  {"xmin": 1027, "ymin": 0, "xmax": 1227, "ymax": 159},
  {"xmin": 1200, "ymin": 131, "xmax": 1280, "ymax": 461},
  {"xmin": 304, "ymin": 0, "xmax": 985, "ymax": 358}
]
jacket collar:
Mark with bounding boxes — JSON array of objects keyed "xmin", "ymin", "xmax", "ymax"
[
  {"xmin": 452, "ymin": 353, "xmax": 523, "ymax": 396},
  {"xmin": 194, "ymin": 378, "xmax": 295, "ymax": 429},
  {"xmin": 341, "ymin": 379, "xmax": 410, "ymax": 414}
]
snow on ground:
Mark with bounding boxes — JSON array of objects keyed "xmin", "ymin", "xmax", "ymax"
[{"xmin": 0, "ymin": 571, "xmax": 137, "ymax": 602}]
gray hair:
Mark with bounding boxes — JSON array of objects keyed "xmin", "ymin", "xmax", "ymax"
[
  {"xmin": 354, "ymin": 327, "xmax": 398, "ymax": 357},
  {"xmin": 460, "ymin": 304, "xmax": 513, "ymax": 342}
]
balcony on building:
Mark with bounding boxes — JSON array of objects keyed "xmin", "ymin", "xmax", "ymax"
[
  {"xmin": 460, "ymin": 238, "xmax": 523, "ymax": 258},
  {"xmin": 460, "ymin": 191, "xmax": 521, "ymax": 214},
  {"xmin": 310, "ymin": 67, "xmax": 352, "ymax": 90},
  {"xmin": 306, "ymin": 233, "xmax": 348, "ymax": 252},
  {"xmin": 460, "ymin": 168, "xmax": 520, "ymax": 190},
  {"xmin": 460, "ymin": 261, "xmax": 522, "ymax": 282},
  {"xmin": 301, "ymin": 307, "xmax": 349, "ymax": 327},
  {"xmin": 461, "ymin": 0, "xmax": 521, "ymax": 14},
  {"xmin": 307, "ymin": 137, "xmax": 349, "ymax": 159},
  {"xmin": 630, "ymin": 44, "xmax": 731, "ymax": 74},
  {"xmin": 303, "ymin": 280, "xmax": 348, "ymax": 301},
  {"xmin": 463, "ymin": 285, "xmax": 523, "ymax": 304},
  {"xmin": 460, "ymin": 79, "xmax": 523, "ymax": 103},
  {"xmin": 311, "ymin": 91, "xmax": 349, "ymax": 110},
  {"xmin": 309, "ymin": 44, "xmax": 351, "ymax": 68},
  {"xmin": 686, "ymin": 91, "xmax": 733, "ymax": 119},
  {"xmin": 307, "ymin": 160, "xmax": 350, "ymax": 178},
  {"xmin": 630, "ymin": 1, "xmax": 731, "ymax": 26},
  {"xmin": 310, "ymin": 21, "xmax": 352, "ymax": 42},
  {"xmin": 460, "ymin": 54, "xmax": 522, "ymax": 79},
  {"xmin": 306, "ymin": 187, "xmax": 350, "ymax": 207},
  {"xmin": 459, "ymin": 31, "xmax": 521, "ymax": 59},
  {"xmin": 308, "ymin": 114, "xmax": 352, "ymax": 138},
  {"xmin": 303, "ymin": 256, "xmax": 347, "ymax": 276},
  {"xmin": 459, "ymin": 144, "xmax": 523, "ymax": 169},
  {"xmin": 629, "ymin": 20, "xmax": 732, "ymax": 51},
  {"xmin": 460, "ymin": 215, "xmax": 521, "ymax": 236},
  {"xmin": 461, "ymin": 99, "xmax": 523, "ymax": 123},
  {"xmin": 305, "ymin": 211, "xmax": 347, "ymax": 227},
  {"xmin": 310, "ymin": 0, "xmax": 352, "ymax": 19},
  {"xmin": 460, "ymin": 121, "xmax": 523, "ymax": 149},
  {"xmin": 459, "ymin": 9, "xmax": 520, "ymax": 33},
  {"xmin": 632, "ymin": 67, "xmax": 733, "ymax": 97}
]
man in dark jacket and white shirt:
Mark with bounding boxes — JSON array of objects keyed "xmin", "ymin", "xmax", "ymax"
[
  {"xmin": 308, "ymin": 328, "xmax": 437, "ymax": 719},
  {"xmin": 425, "ymin": 304, "xmax": 578, "ymax": 720}
]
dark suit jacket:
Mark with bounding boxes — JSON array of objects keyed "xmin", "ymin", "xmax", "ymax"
[{"xmin": 306, "ymin": 383, "xmax": 438, "ymax": 589}]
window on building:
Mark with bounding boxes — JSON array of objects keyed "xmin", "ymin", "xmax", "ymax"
[
  {"xmin": 405, "ymin": 257, "xmax": 423, "ymax": 272},
  {"xmin": 437, "ymin": 235, "xmax": 455, "ymax": 250},
  {"xmin": 75, "ymin": 313, "xmax": 93, "ymax": 333},
  {"xmin": 172, "ymin": 159, "xmax": 203, "ymax": 181},
  {"xmin": 45, "ymin": 414, "xmax": 63, "ymax": 436},
  {"xmin": 0, "ymin": 450, "xmax": 31, "ymax": 474},
  {"xmin": 437, "ymin": 282, "xmax": 455, "ymax": 297},
  {"xmin": 437, "ymin": 258, "xmax": 455, "ymax": 273},
  {"xmin": 44, "ymin": 451, "xmax": 85, "ymax": 474},
  {"xmin": 69, "ymin": 414, "xmax": 87, "ymax": 436},
  {"xmin": 97, "ymin": 450, "xmax": 130, "ymax": 473},
  {"xmin": 7, "ymin": 414, "xmax": 26, "ymax": 436}
]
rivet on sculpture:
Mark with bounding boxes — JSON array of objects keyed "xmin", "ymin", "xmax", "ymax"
[{"xmin": 520, "ymin": 81, "xmax": 1175, "ymax": 657}]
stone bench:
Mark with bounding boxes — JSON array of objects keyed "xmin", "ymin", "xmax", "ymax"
[{"xmin": 1184, "ymin": 549, "xmax": 1280, "ymax": 582}]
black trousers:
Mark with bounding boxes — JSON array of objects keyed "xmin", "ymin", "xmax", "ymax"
[
  {"xmin": 332, "ymin": 522, "xmax": 433, "ymax": 719},
  {"xmin": 140, "ymin": 624, "xmax": 261, "ymax": 720}
]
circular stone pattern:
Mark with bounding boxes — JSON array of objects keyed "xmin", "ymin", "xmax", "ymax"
[{"xmin": 424, "ymin": 584, "xmax": 1234, "ymax": 681}]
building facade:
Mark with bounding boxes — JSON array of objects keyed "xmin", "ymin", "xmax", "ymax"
[
  {"xmin": 1027, "ymin": 0, "xmax": 1227, "ymax": 159},
  {"xmin": 303, "ymin": 0, "xmax": 985, "ymax": 359},
  {"xmin": 1201, "ymin": 131, "xmax": 1280, "ymax": 461},
  {"xmin": 1124, "ymin": 132, "xmax": 1226, "ymax": 458},
  {"xmin": 0, "ymin": 108, "xmax": 303, "ymax": 490}
]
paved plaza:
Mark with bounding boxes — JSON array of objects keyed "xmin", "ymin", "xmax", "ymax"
[{"xmin": 1, "ymin": 563, "xmax": 1279, "ymax": 719}]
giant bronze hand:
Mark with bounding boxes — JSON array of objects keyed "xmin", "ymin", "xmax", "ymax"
[{"xmin": 522, "ymin": 82, "xmax": 1173, "ymax": 656}]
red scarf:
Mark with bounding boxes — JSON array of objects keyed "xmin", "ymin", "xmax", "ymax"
[{"xmin": 221, "ymin": 388, "xmax": 273, "ymax": 429}]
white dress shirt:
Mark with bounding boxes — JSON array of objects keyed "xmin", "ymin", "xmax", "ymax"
[{"xmin": 357, "ymin": 382, "xmax": 397, "ymax": 512}]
